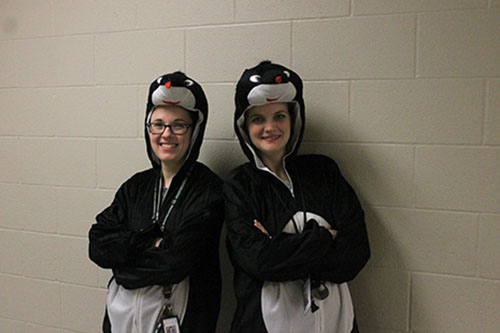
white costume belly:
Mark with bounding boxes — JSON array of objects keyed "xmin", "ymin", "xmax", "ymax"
[
  {"xmin": 107, "ymin": 277, "xmax": 189, "ymax": 333},
  {"xmin": 261, "ymin": 212, "xmax": 354, "ymax": 333}
]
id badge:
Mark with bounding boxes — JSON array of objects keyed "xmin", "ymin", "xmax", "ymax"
[{"xmin": 162, "ymin": 316, "xmax": 180, "ymax": 333}]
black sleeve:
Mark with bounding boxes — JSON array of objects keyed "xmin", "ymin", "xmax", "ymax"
[
  {"xmin": 88, "ymin": 182, "xmax": 161, "ymax": 269},
  {"xmin": 310, "ymin": 158, "xmax": 370, "ymax": 283},
  {"xmin": 224, "ymin": 176, "xmax": 334, "ymax": 282},
  {"xmin": 112, "ymin": 189, "xmax": 224, "ymax": 289}
]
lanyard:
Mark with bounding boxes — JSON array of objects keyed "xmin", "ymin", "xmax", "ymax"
[{"xmin": 152, "ymin": 167, "xmax": 192, "ymax": 232}]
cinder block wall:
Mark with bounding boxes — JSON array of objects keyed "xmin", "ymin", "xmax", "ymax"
[{"xmin": 1, "ymin": 1, "xmax": 499, "ymax": 332}]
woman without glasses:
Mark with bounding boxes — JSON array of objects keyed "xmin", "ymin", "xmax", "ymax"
[
  {"xmin": 224, "ymin": 61, "xmax": 370, "ymax": 333},
  {"xmin": 89, "ymin": 71, "xmax": 223, "ymax": 333}
]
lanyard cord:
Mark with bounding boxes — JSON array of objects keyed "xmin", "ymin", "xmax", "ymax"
[
  {"xmin": 152, "ymin": 167, "xmax": 192, "ymax": 232},
  {"xmin": 152, "ymin": 176, "xmax": 162, "ymax": 224}
]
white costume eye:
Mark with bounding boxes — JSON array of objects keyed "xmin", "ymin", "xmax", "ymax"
[
  {"xmin": 157, "ymin": 77, "xmax": 162, "ymax": 84},
  {"xmin": 250, "ymin": 75, "xmax": 261, "ymax": 83},
  {"xmin": 283, "ymin": 71, "xmax": 290, "ymax": 78},
  {"xmin": 184, "ymin": 79, "xmax": 194, "ymax": 87}
]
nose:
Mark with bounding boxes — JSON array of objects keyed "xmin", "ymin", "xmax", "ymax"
[
  {"xmin": 263, "ymin": 120, "xmax": 276, "ymax": 132},
  {"xmin": 161, "ymin": 126, "xmax": 174, "ymax": 137}
]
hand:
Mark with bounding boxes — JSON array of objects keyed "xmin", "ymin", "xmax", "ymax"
[
  {"xmin": 253, "ymin": 219, "xmax": 270, "ymax": 238},
  {"xmin": 328, "ymin": 228, "xmax": 337, "ymax": 239},
  {"xmin": 154, "ymin": 238, "xmax": 163, "ymax": 248}
]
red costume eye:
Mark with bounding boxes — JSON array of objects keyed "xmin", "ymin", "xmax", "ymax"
[
  {"xmin": 275, "ymin": 76, "xmax": 282, "ymax": 83},
  {"xmin": 165, "ymin": 81, "xmax": 171, "ymax": 88}
]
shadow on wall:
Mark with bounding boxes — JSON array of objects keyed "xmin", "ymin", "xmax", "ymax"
[
  {"xmin": 349, "ymin": 210, "xmax": 408, "ymax": 331},
  {"xmin": 303, "ymin": 113, "xmax": 407, "ymax": 330},
  {"xmin": 217, "ymin": 227, "xmax": 236, "ymax": 333},
  {"xmin": 2, "ymin": 16, "xmax": 18, "ymax": 35},
  {"xmin": 199, "ymin": 141, "xmax": 246, "ymax": 332},
  {"xmin": 199, "ymin": 140, "xmax": 247, "ymax": 181}
]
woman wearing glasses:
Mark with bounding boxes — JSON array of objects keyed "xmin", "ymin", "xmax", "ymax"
[
  {"xmin": 89, "ymin": 71, "xmax": 223, "ymax": 332},
  {"xmin": 224, "ymin": 61, "xmax": 370, "ymax": 332}
]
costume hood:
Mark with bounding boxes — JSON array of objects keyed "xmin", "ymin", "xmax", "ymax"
[
  {"xmin": 234, "ymin": 61, "xmax": 305, "ymax": 167},
  {"xmin": 145, "ymin": 71, "xmax": 208, "ymax": 173}
]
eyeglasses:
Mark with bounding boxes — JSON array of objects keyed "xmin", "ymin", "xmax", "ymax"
[{"xmin": 147, "ymin": 122, "xmax": 192, "ymax": 135}]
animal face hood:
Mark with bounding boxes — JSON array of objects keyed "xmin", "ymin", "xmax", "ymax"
[
  {"xmin": 145, "ymin": 71, "xmax": 208, "ymax": 170},
  {"xmin": 234, "ymin": 61, "xmax": 305, "ymax": 167}
]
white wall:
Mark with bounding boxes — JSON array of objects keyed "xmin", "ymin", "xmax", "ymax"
[{"xmin": 1, "ymin": 1, "xmax": 499, "ymax": 332}]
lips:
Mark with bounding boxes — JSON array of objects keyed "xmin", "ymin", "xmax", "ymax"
[
  {"xmin": 163, "ymin": 100, "xmax": 180, "ymax": 105},
  {"xmin": 160, "ymin": 142, "xmax": 177, "ymax": 151},
  {"xmin": 261, "ymin": 134, "xmax": 281, "ymax": 142}
]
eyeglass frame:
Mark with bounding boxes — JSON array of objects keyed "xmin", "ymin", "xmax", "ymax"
[{"xmin": 146, "ymin": 121, "xmax": 193, "ymax": 135}]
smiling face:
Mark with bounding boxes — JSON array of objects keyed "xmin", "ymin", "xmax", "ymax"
[
  {"xmin": 246, "ymin": 102, "xmax": 291, "ymax": 162},
  {"xmin": 148, "ymin": 105, "xmax": 193, "ymax": 170}
]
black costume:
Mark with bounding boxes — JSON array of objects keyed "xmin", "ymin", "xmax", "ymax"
[
  {"xmin": 224, "ymin": 61, "xmax": 370, "ymax": 332},
  {"xmin": 89, "ymin": 72, "xmax": 223, "ymax": 332}
]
